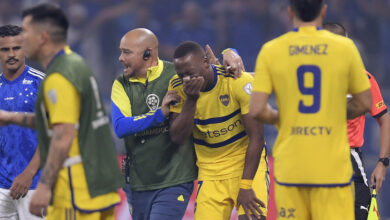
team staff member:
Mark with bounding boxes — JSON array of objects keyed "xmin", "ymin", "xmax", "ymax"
[
  {"xmin": 111, "ymin": 28, "xmax": 244, "ymax": 220},
  {"xmin": 324, "ymin": 22, "xmax": 390, "ymax": 220},
  {"xmin": 249, "ymin": 0, "xmax": 372, "ymax": 219},
  {"xmin": 0, "ymin": 24, "xmax": 43, "ymax": 220},
  {"xmin": 0, "ymin": 4, "xmax": 123, "ymax": 219},
  {"xmin": 169, "ymin": 41, "xmax": 269, "ymax": 220}
]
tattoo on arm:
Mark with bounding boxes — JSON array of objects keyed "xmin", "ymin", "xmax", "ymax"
[{"xmin": 39, "ymin": 124, "xmax": 74, "ymax": 187}]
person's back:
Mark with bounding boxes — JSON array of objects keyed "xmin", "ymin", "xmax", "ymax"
[
  {"xmin": 260, "ymin": 28, "xmax": 366, "ymax": 184},
  {"xmin": 249, "ymin": 0, "xmax": 372, "ymax": 219}
]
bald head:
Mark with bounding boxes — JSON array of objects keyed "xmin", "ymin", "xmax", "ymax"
[
  {"xmin": 323, "ymin": 22, "xmax": 347, "ymax": 37},
  {"xmin": 123, "ymin": 28, "xmax": 158, "ymax": 54}
]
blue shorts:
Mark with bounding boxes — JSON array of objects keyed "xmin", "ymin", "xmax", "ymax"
[{"xmin": 123, "ymin": 181, "xmax": 194, "ymax": 220}]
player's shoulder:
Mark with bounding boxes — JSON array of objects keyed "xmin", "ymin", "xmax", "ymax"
[
  {"xmin": 26, "ymin": 66, "xmax": 45, "ymax": 81},
  {"xmin": 169, "ymin": 74, "xmax": 183, "ymax": 90}
]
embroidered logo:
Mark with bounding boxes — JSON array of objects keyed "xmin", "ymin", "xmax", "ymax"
[
  {"xmin": 219, "ymin": 94, "xmax": 230, "ymax": 106},
  {"xmin": 22, "ymin": 79, "xmax": 33, "ymax": 85},
  {"xmin": 243, "ymin": 82, "xmax": 252, "ymax": 95},
  {"xmin": 146, "ymin": 94, "xmax": 159, "ymax": 111}
]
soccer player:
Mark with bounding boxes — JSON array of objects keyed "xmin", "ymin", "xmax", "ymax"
[
  {"xmin": 324, "ymin": 22, "xmax": 390, "ymax": 220},
  {"xmin": 0, "ymin": 4, "xmax": 123, "ymax": 219},
  {"xmin": 111, "ymin": 28, "xmax": 245, "ymax": 220},
  {"xmin": 0, "ymin": 24, "xmax": 43, "ymax": 220},
  {"xmin": 249, "ymin": 0, "xmax": 372, "ymax": 219},
  {"xmin": 169, "ymin": 41, "xmax": 269, "ymax": 220}
]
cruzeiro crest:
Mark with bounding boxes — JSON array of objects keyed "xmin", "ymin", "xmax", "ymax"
[{"xmin": 146, "ymin": 94, "xmax": 160, "ymax": 111}]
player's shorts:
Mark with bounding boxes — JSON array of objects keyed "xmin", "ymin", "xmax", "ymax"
[
  {"xmin": 194, "ymin": 162, "xmax": 269, "ymax": 220},
  {"xmin": 48, "ymin": 163, "xmax": 120, "ymax": 220},
  {"xmin": 350, "ymin": 148, "xmax": 371, "ymax": 220},
  {"xmin": 46, "ymin": 206, "xmax": 114, "ymax": 220},
  {"xmin": 275, "ymin": 183, "xmax": 354, "ymax": 220},
  {"xmin": 125, "ymin": 181, "xmax": 193, "ymax": 220},
  {"xmin": 0, "ymin": 188, "xmax": 43, "ymax": 220}
]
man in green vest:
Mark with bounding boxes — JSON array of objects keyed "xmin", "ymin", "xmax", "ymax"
[
  {"xmin": 111, "ymin": 28, "xmax": 245, "ymax": 220},
  {"xmin": 0, "ymin": 3, "xmax": 123, "ymax": 219}
]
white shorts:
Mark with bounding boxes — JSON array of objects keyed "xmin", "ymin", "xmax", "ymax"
[{"xmin": 0, "ymin": 188, "xmax": 43, "ymax": 220}]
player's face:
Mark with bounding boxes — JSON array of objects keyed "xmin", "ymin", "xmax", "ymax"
[
  {"xmin": 174, "ymin": 53, "xmax": 208, "ymax": 89},
  {"xmin": 0, "ymin": 35, "xmax": 25, "ymax": 74},
  {"xmin": 118, "ymin": 36, "xmax": 145, "ymax": 77},
  {"xmin": 22, "ymin": 15, "xmax": 42, "ymax": 60}
]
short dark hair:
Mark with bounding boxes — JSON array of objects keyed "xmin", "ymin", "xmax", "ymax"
[
  {"xmin": 290, "ymin": 0, "xmax": 324, "ymax": 22},
  {"xmin": 0, "ymin": 25, "xmax": 22, "ymax": 38},
  {"xmin": 173, "ymin": 41, "xmax": 204, "ymax": 59},
  {"xmin": 323, "ymin": 22, "xmax": 347, "ymax": 36},
  {"xmin": 22, "ymin": 3, "xmax": 69, "ymax": 43}
]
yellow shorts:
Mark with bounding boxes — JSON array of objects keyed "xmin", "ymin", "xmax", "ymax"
[
  {"xmin": 49, "ymin": 163, "xmax": 120, "ymax": 218},
  {"xmin": 194, "ymin": 165, "xmax": 269, "ymax": 220},
  {"xmin": 275, "ymin": 183, "xmax": 354, "ymax": 220},
  {"xmin": 46, "ymin": 206, "xmax": 114, "ymax": 220}
]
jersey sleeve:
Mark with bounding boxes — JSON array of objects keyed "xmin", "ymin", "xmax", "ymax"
[
  {"xmin": 367, "ymin": 73, "xmax": 388, "ymax": 117},
  {"xmin": 253, "ymin": 45, "xmax": 272, "ymax": 94},
  {"xmin": 43, "ymin": 73, "xmax": 80, "ymax": 124},
  {"xmin": 168, "ymin": 75, "xmax": 186, "ymax": 114},
  {"xmin": 232, "ymin": 72, "xmax": 253, "ymax": 115},
  {"xmin": 110, "ymin": 79, "xmax": 167, "ymax": 138},
  {"xmin": 347, "ymin": 41, "xmax": 370, "ymax": 95}
]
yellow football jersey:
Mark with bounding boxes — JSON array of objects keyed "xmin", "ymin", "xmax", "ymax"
[
  {"xmin": 253, "ymin": 26, "xmax": 370, "ymax": 185},
  {"xmin": 170, "ymin": 65, "xmax": 262, "ymax": 180}
]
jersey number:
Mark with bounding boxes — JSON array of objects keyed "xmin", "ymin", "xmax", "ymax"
[{"xmin": 297, "ymin": 65, "xmax": 321, "ymax": 113}]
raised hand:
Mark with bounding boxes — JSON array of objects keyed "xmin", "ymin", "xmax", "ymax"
[
  {"xmin": 161, "ymin": 90, "xmax": 181, "ymax": 117},
  {"xmin": 183, "ymin": 76, "xmax": 204, "ymax": 101}
]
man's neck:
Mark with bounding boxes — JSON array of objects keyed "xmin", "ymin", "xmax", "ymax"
[
  {"xmin": 2, "ymin": 64, "xmax": 26, "ymax": 81},
  {"xmin": 39, "ymin": 43, "xmax": 67, "ymax": 69},
  {"xmin": 133, "ymin": 59, "xmax": 159, "ymax": 79},
  {"xmin": 293, "ymin": 17, "xmax": 323, "ymax": 29}
]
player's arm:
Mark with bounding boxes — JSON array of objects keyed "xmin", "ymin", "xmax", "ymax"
[
  {"xmin": 249, "ymin": 92, "xmax": 279, "ymax": 124},
  {"xmin": 372, "ymin": 112, "xmax": 390, "ymax": 192},
  {"xmin": 29, "ymin": 74, "xmax": 79, "ymax": 217},
  {"xmin": 347, "ymin": 41, "xmax": 372, "ymax": 119},
  {"xmin": 111, "ymin": 80, "xmax": 179, "ymax": 138},
  {"xmin": 169, "ymin": 76, "xmax": 203, "ymax": 145},
  {"xmin": 0, "ymin": 110, "xmax": 36, "ymax": 129},
  {"xmin": 10, "ymin": 146, "xmax": 40, "ymax": 200},
  {"xmin": 347, "ymin": 89, "xmax": 372, "ymax": 119},
  {"xmin": 368, "ymin": 74, "xmax": 390, "ymax": 192},
  {"xmin": 237, "ymin": 113, "xmax": 266, "ymax": 219}
]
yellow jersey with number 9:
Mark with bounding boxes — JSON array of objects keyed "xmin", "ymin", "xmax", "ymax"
[{"xmin": 253, "ymin": 26, "xmax": 370, "ymax": 186}]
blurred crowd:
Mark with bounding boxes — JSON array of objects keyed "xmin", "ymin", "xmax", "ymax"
[{"xmin": 1, "ymin": 0, "xmax": 390, "ymax": 100}]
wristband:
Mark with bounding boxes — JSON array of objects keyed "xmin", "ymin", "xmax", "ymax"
[{"xmin": 239, "ymin": 179, "xmax": 253, "ymax": 189}]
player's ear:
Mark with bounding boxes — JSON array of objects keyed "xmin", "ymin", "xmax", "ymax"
[
  {"xmin": 287, "ymin": 6, "xmax": 294, "ymax": 21},
  {"xmin": 39, "ymin": 29, "xmax": 50, "ymax": 46},
  {"xmin": 320, "ymin": 4, "xmax": 328, "ymax": 20}
]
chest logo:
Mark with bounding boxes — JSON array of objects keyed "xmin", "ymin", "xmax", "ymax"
[
  {"xmin": 22, "ymin": 79, "xmax": 33, "ymax": 85},
  {"xmin": 219, "ymin": 94, "xmax": 230, "ymax": 106},
  {"xmin": 146, "ymin": 94, "xmax": 159, "ymax": 111}
]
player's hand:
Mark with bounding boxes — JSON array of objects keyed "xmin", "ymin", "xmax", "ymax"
[
  {"xmin": 10, "ymin": 171, "xmax": 34, "ymax": 200},
  {"xmin": 161, "ymin": 90, "xmax": 181, "ymax": 117},
  {"xmin": 237, "ymin": 188, "xmax": 265, "ymax": 220},
  {"xmin": 0, "ymin": 110, "xmax": 12, "ymax": 126},
  {"xmin": 205, "ymin": 44, "xmax": 221, "ymax": 65},
  {"xmin": 371, "ymin": 162, "xmax": 387, "ymax": 192},
  {"xmin": 29, "ymin": 183, "xmax": 51, "ymax": 217},
  {"xmin": 183, "ymin": 76, "xmax": 204, "ymax": 101},
  {"xmin": 222, "ymin": 49, "xmax": 245, "ymax": 78}
]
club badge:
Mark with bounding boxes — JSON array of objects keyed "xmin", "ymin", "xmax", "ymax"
[{"xmin": 146, "ymin": 94, "xmax": 159, "ymax": 111}]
